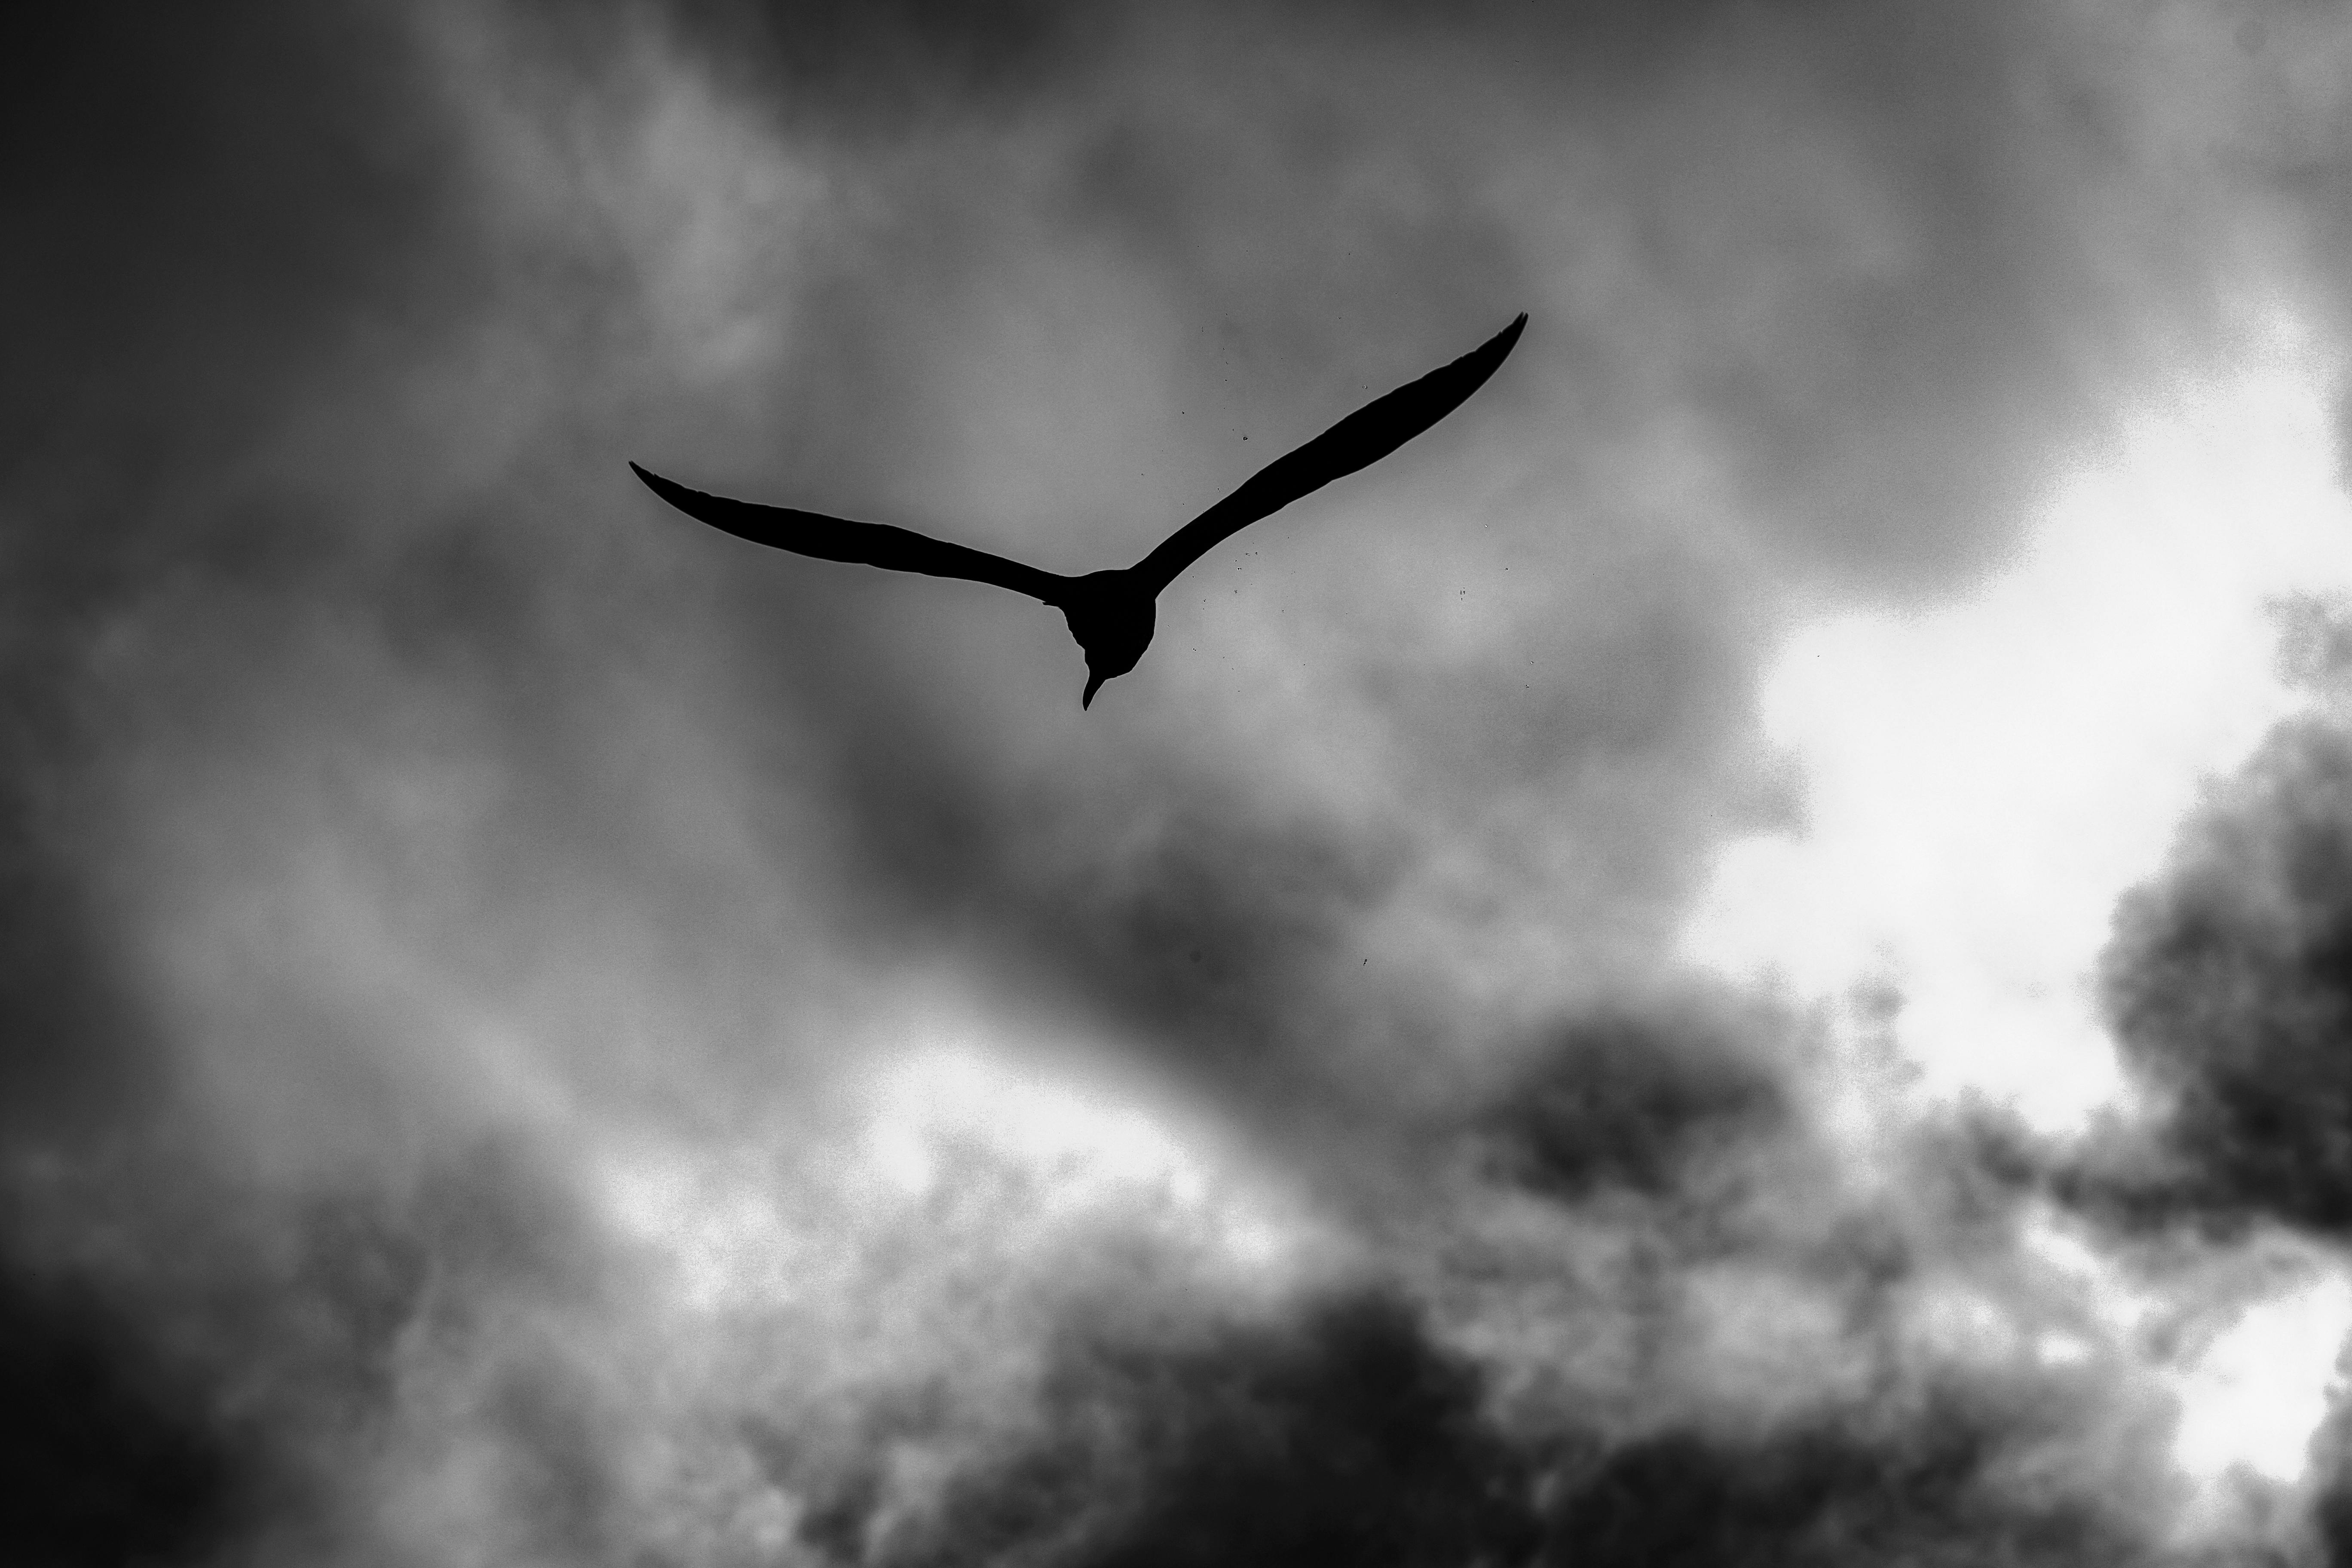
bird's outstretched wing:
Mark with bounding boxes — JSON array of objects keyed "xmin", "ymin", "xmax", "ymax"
[
  {"xmin": 1128, "ymin": 313, "xmax": 1527, "ymax": 597},
  {"xmin": 629, "ymin": 462, "xmax": 1070, "ymax": 604}
]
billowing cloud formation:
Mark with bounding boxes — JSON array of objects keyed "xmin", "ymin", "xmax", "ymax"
[
  {"xmin": 13, "ymin": 0, "xmax": 2352, "ymax": 1563},
  {"xmin": 2101, "ymin": 686, "xmax": 2352, "ymax": 1234}
]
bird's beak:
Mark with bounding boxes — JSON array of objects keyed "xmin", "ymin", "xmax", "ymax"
[{"xmin": 1082, "ymin": 671, "xmax": 1105, "ymax": 709}]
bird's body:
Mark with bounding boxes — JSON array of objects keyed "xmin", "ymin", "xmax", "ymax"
[
  {"xmin": 1052, "ymin": 569, "xmax": 1157, "ymax": 709},
  {"xmin": 631, "ymin": 312, "xmax": 1525, "ymax": 707}
]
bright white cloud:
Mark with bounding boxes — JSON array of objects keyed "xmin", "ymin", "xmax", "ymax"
[
  {"xmin": 595, "ymin": 1007, "xmax": 1314, "ymax": 1319},
  {"xmin": 2171, "ymin": 1270, "xmax": 2352, "ymax": 1487},
  {"xmin": 1681, "ymin": 315, "xmax": 2352, "ymax": 1129}
]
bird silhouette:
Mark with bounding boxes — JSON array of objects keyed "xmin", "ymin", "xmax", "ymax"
[{"xmin": 631, "ymin": 312, "xmax": 1526, "ymax": 708}]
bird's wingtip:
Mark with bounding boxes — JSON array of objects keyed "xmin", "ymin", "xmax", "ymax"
[
  {"xmin": 628, "ymin": 462, "xmax": 691, "ymax": 505},
  {"xmin": 1470, "ymin": 313, "xmax": 1528, "ymax": 367}
]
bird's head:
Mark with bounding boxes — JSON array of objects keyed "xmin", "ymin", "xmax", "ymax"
[
  {"xmin": 1080, "ymin": 631, "xmax": 1148, "ymax": 708},
  {"xmin": 1060, "ymin": 570, "xmax": 1156, "ymax": 709}
]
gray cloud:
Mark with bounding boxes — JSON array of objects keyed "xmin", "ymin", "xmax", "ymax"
[
  {"xmin": 8, "ymin": 0, "xmax": 2352, "ymax": 1562},
  {"xmin": 2100, "ymin": 706, "xmax": 2352, "ymax": 1235},
  {"xmin": 1472, "ymin": 997, "xmax": 1788, "ymax": 1204}
]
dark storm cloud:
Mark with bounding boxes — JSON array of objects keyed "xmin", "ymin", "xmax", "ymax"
[
  {"xmin": 656, "ymin": 0, "xmax": 1113, "ymax": 126},
  {"xmin": 0, "ymin": 13, "xmax": 686, "ymax": 1545},
  {"xmin": 0, "ymin": 1130, "xmax": 649, "ymax": 1564},
  {"xmin": 2099, "ymin": 709, "xmax": 2352, "ymax": 1235},
  {"xmin": 0, "ymin": 1245, "xmax": 261, "ymax": 1567},
  {"xmin": 0, "ymin": 812, "xmax": 159, "ymax": 1139},
  {"xmin": 0, "ymin": 4, "xmax": 478, "ymax": 539},
  {"xmin": 0, "ymin": 8, "xmax": 496, "ymax": 1550},
  {"xmin": 0, "ymin": 0, "xmax": 473, "ymax": 1140},
  {"xmin": 1475, "ymin": 998, "xmax": 1787, "ymax": 1203},
  {"xmin": 809, "ymin": 720, "xmax": 1417, "ymax": 1115},
  {"xmin": 892, "ymin": 1290, "xmax": 1538, "ymax": 1568},
  {"xmin": 1535, "ymin": 1404, "xmax": 2135, "ymax": 1568},
  {"xmin": 860, "ymin": 1285, "xmax": 2154, "ymax": 1568}
]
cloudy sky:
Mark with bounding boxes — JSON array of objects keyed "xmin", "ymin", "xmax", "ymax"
[{"xmin": 12, "ymin": 1, "xmax": 2352, "ymax": 1563}]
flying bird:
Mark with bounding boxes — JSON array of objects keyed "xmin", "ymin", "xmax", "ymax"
[{"xmin": 631, "ymin": 312, "xmax": 1526, "ymax": 708}]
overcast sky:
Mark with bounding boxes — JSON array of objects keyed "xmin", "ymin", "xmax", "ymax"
[{"xmin": 12, "ymin": 2, "xmax": 2352, "ymax": 1564}]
